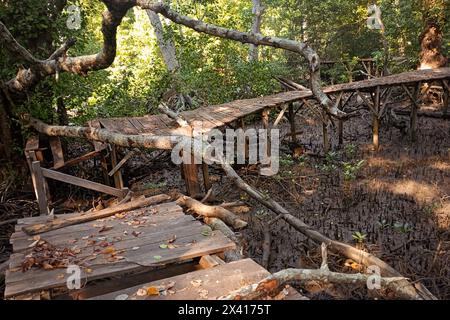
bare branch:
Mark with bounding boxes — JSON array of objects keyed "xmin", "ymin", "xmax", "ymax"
[
  {"xmin": 137, "ymin": 1, "xmax": 343, "ymax": 117},
  {"xmin": 219, "ymin": 268, "xmax": 413, "ymax": 300},
  {"xmin": 0, "ymin": 21, "xmax": 41, "ymax": 65}
]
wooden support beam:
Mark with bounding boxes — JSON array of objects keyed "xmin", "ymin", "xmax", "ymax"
[
  {"xmin": 404, "ymin": 82, "xmax": 422, "ymax": 142},
  {"xmin": 273, "ymin": 104, "xmax": 289, "ymax": 128},
  {"xmin": 49, "ymin": 137, "xmax": 65, "ymax": 169},
  {"xmin": 338, "ymin": 119, "xmax": 344, "ymax": 147},
  {"xmin": 442, "ymin": 80, "xmax": 449, "ymax": 116},
  {"xmin": 372, "ymin": 86, "xmax": 381, "ymax": 151},
  {"xmin": 54, "ymin": 150, "xmax": 102, "ymax": 170},
  {"xmin": 108, "ymin": 149, "xmax": 137, "ymax": 177},
  {"xmin": 322, "ymin": 111, "xmax": 330, "ymax": 153},
  {"xmin": 355, "ymin": 89, "xmax": 377, "ymax": 115},
  {"xmin": 41, "ymin": 167, "xmax": 128, "ymax": 199},
  {"xmin": 202, "ymin": 162, "xmax": 212, "ymax": 192},
  {"xmin": 288, "ymin": 104, "xmax": 297, "ymax": 144},
  {"xmin": 31, "ymin": 161, "xmax": 49, "ymax": 215},
  {"xmin": 110, "ymin": 145, "xmax": 124, "ymax": 189},
  {"xmin": 262, "ymin": 108, "xmax": 271, "ymax": 160},
  {"xmin": 182, "ymin": 152, "xmax": 201, "ymax": 198}
]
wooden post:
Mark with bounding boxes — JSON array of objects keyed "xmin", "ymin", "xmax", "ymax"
[
  {"xmin": 373, "ymin": 86, "xmax": 381, "ymax": 151},
  {"xmin": 182, "ymin": 152, "xmax": 201, "ymax": 198},
  {"xmin": 410, "ymin": 82, "xmax": 421, "ymax": 142},
  {"xmin": 288, "ymin": 103, "xmax": 297, "ymax": 144},
  {"xmin": 262, "ymin": 108, "xmax": 271, "ymax": 159},
  {"xmin": 338, "ymin": 119, "xmax": 344, "ymax": 147},
  {"xmin": 442, "ymin": 80, "xmax": 449, "ymax": 116},
  {"xmin": 202, "ymin": 163, "xmax": 212, "ymax": 192},
  {"xmin": 31, "ymin": 161, "xmax": 49, "ymax": 215},
  {"xmin": 110, "ymin": 145, "xmax": 124, "ymax": 189},
  {"xmin": 322, "ymin": 111, "xmax": 330, "ymax": 153}
]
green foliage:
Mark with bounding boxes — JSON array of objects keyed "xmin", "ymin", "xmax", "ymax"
[
  {"xmin": 342, "ymin": 160, "xmax": 365, "ymax": 181},
  {"xmin": 1, "ymin": 0, "xmax": 448, "ymax": 133},
  {"xmin": 352, "ymin": 231, "xmax": 367, "ymax": 243}
]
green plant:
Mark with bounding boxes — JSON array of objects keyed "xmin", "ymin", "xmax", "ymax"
[
  {"xmin": 344, "ymin": 143, "xmax": 358, "ymax": 158},
  {"xmin": 280, "ymin": 154, "xmax": 294, "ymax": 167},
  {"xmin": 352, "ymin": 231, "xmax": 367, "ymax": 243},
  {"xmin": 255, "ymin": 209, "xmax": 270, "ymax": 220},
  {"xmin": 393, "ymin": 222, "xmax": 413, "ymax": 234},
  {"xmin": 342, "ymin": 160, "xmax": 365, "ymax": 181},
  {"xmin": 143, "ymin": 181, "xmax": 168, "ymax": 189},
  {"xmin": 377, "ymin": 219, "xmax": 391, "ymax": 230}
]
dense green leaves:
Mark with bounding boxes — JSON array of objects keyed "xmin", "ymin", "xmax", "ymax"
[{"xmin": 0, "ymin": 0, "xmax": 448, "ymax": 125}]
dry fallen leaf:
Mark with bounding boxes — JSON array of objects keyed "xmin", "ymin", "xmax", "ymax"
[
  {"xmin": 102, "ymin": 246, "xmax": 115, "ymax": 254},
  {"xmin": 136, "ymin": 288, "xmax": 147, "ymax": 297},
  {"xmin": 198, "ymin": 289, "xmax": 209, "ymax": 299},
  {"xmin": 132, "ymin": 231, "xmax": 141, "ymax": 237},
  {"xmin": 191, "ymin": 280, "xmax": 202, "ymax": 287},
  {"xmin": 99, "ymin": 225, "xmax": 113, "ymax": 233},
  {"xmin": 42, "ymin": 262, "xmax": 54, "ymax": 270},
  {"xmin": 146, "ymin": 286, "xmax": 160, "ymax": 296},
  {"xmin": 167, "ymin": 235, "xmax": 177, "ymax": 243},
  {"xmin": 132, "ymin": 246, "xmax": 140, "ymax": 250}
]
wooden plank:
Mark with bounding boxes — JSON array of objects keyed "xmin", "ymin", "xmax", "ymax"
[
  {"xmin": 10, "ymin": 218, "xmax": 204, "ymax": 269},
  {"xmin": 110, "ymin": 145, "xmax": 124, "ymax": 190},
  {"xmin": 108, "ymin": 149, "xmax": 137, "ymax": 177},
  {"xmin": 20, "ymin": 194, "xmax": 170, "ymax": 236},
  {"xmin": 54, "ymin": 150, "xmax": 101, "ymax": 170},
  {"xmin": 12, "ymin": 202, "xmax": 183, "ymax": 243},
  {"xmin": 25, "ymin": 136, "xmax": 39, "ymax": 152},
  {"xmin": 273, "ymin": 104, "xmax": 289, "ymax": 128},
  {"xmin": 31, "ymin": 161, "xmax": 49, "ymax": 216},
  {"xmin": 89, "ymin": 259, "xmax": 272, "ymax": 300},
  {"xmin": 181, "ymin": 152, "xmax": 201, "ymax": 198},
  {"xmin": 49, "ymin": 137, "xmax": 65, "ymax": 169},
  {"xmin": 41, "ymin": 168, "xmax": 128, "ymax": 199},
  {"xmin": 12, "ymin": 210, "xmax": 188, "ymax": 254},
  {"xmin": 5, "ymin": 230, "xmax": 235, "ymax": 298}
]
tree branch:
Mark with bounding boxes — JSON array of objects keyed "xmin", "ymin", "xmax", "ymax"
[{"xmin": 137, "ymin": 1, "xmax": 343, "ymax": 117}]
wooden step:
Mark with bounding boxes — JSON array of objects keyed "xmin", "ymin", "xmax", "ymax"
[{"xmin": 89, "ymin": 258, "xmax": 307, "ymax": 300}]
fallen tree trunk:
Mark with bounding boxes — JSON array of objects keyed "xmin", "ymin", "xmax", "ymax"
[
  {"xmin": 175, "ymin": 194, "xmax": 248, "ymax": 230},
  {"xmin": 204, "ymin": 217, "xmax": 242, "ymax": 262},
  {"xmin": 22, "ymin": 194, "xmax": 171, "ymax": 235},
  {"xmin": 221, "ymin": 243, "xmax": 415, "ymax": 300},
  {"xmin": 220, "ymin": 268, "xmax": 410, "ymax": 300},
  {"xmin": 29, "ymin": 119, "xmax": 431, "ymax": 299}
]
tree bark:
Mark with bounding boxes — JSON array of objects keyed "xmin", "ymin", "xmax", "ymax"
[
  {"xmin": 175, "ymin": 194, "xmax": 248, "ymax": 230},
  {"xmin": 249, "ymin": 0, "xmax": 264, "ymax": 62},
  {"xmin": 418, "ymin": 21, "xmax": 448, "ymax": 70},
  {"xmin": 146, "ymin": 9, "xmax": 180, "ymax": 73}
]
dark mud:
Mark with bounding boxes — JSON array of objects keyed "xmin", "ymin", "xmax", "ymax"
[{"xmin": 1, "ymin": 103, "xmax": 448, "ymax": 299}]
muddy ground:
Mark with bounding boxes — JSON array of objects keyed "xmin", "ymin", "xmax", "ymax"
[{"xmin": 1, "ymin": 102, "xmax": 449, "ymax": 299}]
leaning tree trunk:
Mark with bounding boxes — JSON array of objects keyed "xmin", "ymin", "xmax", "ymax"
[
  {"xmin": 146, "ymin": 9, "xmax": 180, "ymax": 73},
  {"xmin": 249, "ymin": 0, "xmax": 264, "ymax": 62}
]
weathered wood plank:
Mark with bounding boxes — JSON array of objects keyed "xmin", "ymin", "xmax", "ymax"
[
  {"xmin": 49, "ymin": 137, "xmax": 65, "ymax": 169},
  {"xmin": 88, "ymin": 259, "xmax": 273, "ymax": 300},
  {"xmin": 5, "ymin": 230, "xmax": 235, "ymax": 298},
  {"xmin": 41, "ymin": 168, "xmax": 128, "ymax": 199}
]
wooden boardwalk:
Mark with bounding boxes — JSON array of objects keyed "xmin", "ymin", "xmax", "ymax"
[
  {"xmin": 4, "ymin": 199, "xmax": 235, "ymax": 299},
  {"xmin": 90, "ymin": 68, "xmax": 450, "ymax": 137},
  {"xmin": 90, "ymin": 259, "xmax": 306, "ymax": 300}
]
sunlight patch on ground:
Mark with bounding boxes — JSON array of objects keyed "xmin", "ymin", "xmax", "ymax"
[
  {"xmin": 430, "ymin": 161, "xmax": 450, "ymax": 172},
  {"xmin": 389, "ymin": 180, "xmax": 441, "ymax": 203}
]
